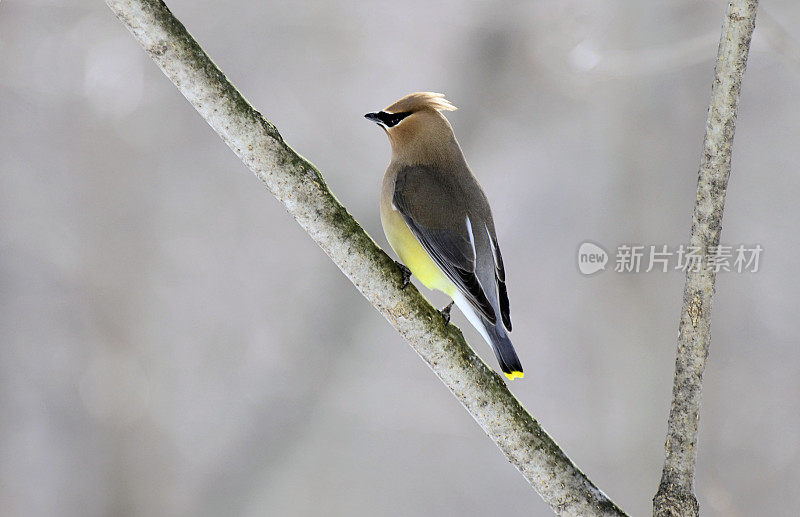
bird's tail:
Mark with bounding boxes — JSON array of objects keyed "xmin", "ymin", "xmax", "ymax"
[
  {"xmin": 452, "ymin": 291, "xmax": 524, "ymax": 380},
  {"xmin": 482, "ymin": 319, "xmax": 524, "ymax": 380}
]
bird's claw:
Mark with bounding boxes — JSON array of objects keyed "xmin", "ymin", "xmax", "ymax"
[
  {"xmin": 440, "ymin": 301, "xmax": 454, "ymax": 324},
  {"xmin": 396, "ymin": 262, "xmax": 412, "ymax": 289}
]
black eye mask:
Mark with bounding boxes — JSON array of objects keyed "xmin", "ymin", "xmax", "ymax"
[{"xmin": 376, "ymin": 111, "xmax": 412, "ymax": 127}]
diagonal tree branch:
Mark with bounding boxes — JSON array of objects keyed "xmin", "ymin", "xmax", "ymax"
[
  {"xmin": 105, "ymin": 0, "xmax": 626, "ymax": 515},
  {"xmin": 654, "ymin": 1, "xmax": 758, "ymax": 516}
]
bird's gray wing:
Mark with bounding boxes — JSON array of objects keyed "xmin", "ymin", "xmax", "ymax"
[
  {"xmin": 486, "ymin": 223, "xmax": 511, "ymax": 331},
  {"xmin": 393, "ymin": 165, "xmax": 497, "ymax": 324}
]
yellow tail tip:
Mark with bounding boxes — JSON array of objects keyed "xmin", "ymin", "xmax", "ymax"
[{"xmin": 504, "ymin": 371, "xmax": 524, "ymax": 380}]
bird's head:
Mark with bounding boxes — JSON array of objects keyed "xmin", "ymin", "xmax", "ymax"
[{"xmin": 365, "ymin": 92, "xmax": 457, "ymax": 155}]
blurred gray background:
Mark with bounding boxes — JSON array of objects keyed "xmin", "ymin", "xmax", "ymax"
[{"xmin": 2, "ymin": 0, "xmax": 798, "ymax": 515}]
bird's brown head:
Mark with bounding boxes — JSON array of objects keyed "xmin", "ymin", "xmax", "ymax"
[{"xmin": 365, "ymin": 92, "xmax": 458, "ymax": 159}]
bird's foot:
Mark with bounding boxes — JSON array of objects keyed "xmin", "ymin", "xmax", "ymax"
[
  {"xmin": 440, "ymin": 301, "xmax": 454, "ymax": 324},
  {"xmin": 396, "ymin": 261, "xmax": 412, "ymax": 289}
]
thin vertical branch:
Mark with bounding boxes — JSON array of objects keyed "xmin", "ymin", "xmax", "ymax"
[
  {"xmin": 654, "ymin": 1, "xmax": 758, "ymax": 516},
  {"xmin": 105, "ymin": 0, "xmax": 627, "ymax": 514}
]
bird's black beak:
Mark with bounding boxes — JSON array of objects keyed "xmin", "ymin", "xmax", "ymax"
[{"xmin": 364, "ymin": 112, "xmax": 380, "ymax": 123}]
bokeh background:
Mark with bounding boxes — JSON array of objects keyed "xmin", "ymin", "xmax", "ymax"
[{"xmin": 2, "ymin": 1, "xmax": 799, "ymax": 515}]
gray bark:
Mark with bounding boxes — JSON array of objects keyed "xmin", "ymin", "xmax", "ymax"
[
  {"xmin": 105, "ymin": 0, "xmax": 626, "ymax": 515},
  {"xmin": 653, "ymin": 1, "xmax": 758, "ymax": 516}
]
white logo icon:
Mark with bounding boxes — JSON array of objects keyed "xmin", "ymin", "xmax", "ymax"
[{"xmin": 578, "ymin": 242, "xmax": 608, "ymax": 275}]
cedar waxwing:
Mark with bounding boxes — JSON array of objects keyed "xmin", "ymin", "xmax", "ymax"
[{"xmin": 366, "ymin": 92, "xmax": 523, "ymax": 380}]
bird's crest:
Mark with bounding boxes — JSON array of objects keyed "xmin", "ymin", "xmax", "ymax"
[{"xmin": 385, "ymin": 92, "xmax": 457, "ymax": 114}]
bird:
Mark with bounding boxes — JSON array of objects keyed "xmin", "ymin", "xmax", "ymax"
[{"xmin": 365, "ymin": 92, "xmax": 523, "ymax": 380}]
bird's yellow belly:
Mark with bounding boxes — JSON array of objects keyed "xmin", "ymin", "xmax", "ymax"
[{"xmin": 381, "ymin": 207, "xmax": 457, "ymax": 297}]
